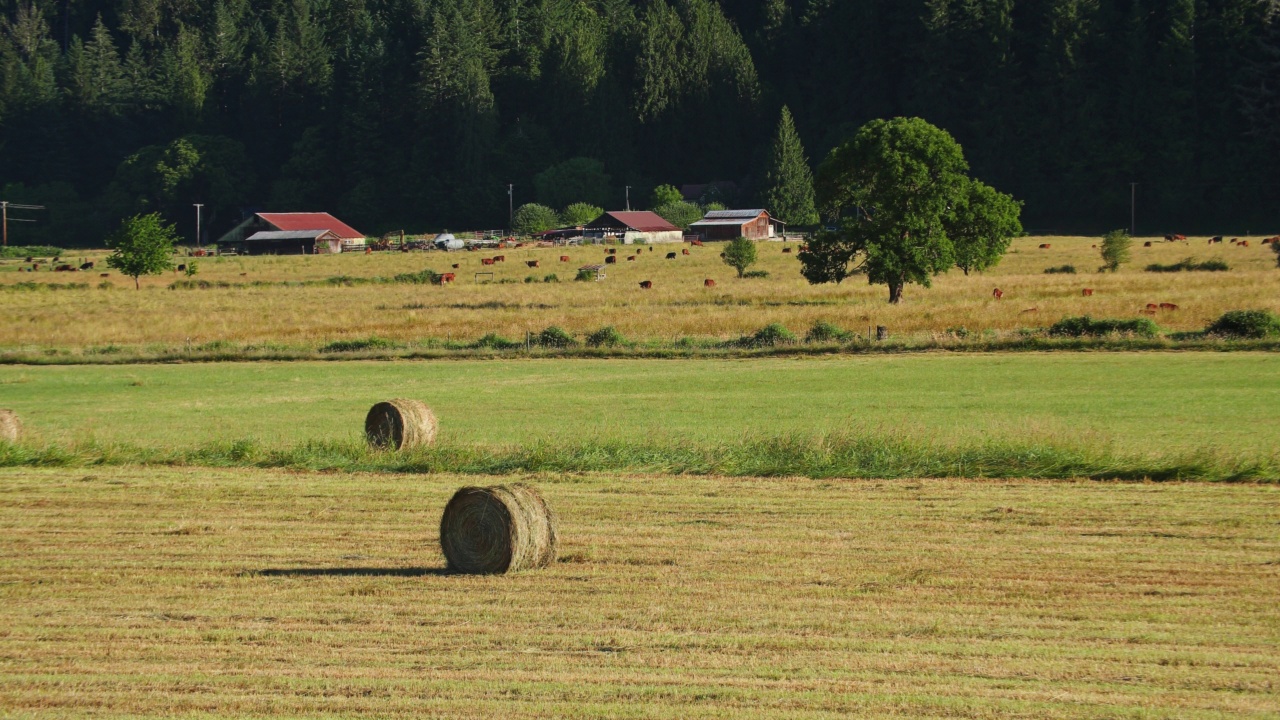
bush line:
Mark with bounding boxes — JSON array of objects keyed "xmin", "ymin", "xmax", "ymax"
[{"xmin": 0, "ymin": 434, "xmax": 1274, "ymax": 482}]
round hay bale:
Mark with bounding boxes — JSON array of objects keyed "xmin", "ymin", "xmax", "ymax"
[
  {"xmin": 0, "ymin": 409, "xmax": 20, "ymax": 443},
  {"xmin": 440, "ymin": 485, "xmax": 558, "ymax": 574},
  {"xmin": 365, "ymin": 399, "xmax": 437, "ymax": 450}
]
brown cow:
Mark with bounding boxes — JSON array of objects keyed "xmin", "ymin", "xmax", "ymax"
[
  {"xmin": 560, "ymin": 256, "xmax": 570, "ymax": 262},
  {"xmin": 482, "ymin": 258, "xmax": 495, "ymax": 266},
  {"xmin": 627, "ymin": 256, "xmax": 637, "ymax": 261},
  {"xmin": 666, "ymin": 252, "xmax": 678, "ymax": 259},
  {"xmin": 605, "ymin": 256, "xmax": 617, "ymax": 265},
  {"xmin": 1159, "ymin": 303, "xmax": 1178, "ymax": 310},
  {"xmin": 439, "ymin": 273, "xmax": 456, "ymax": 284},
  {"xmin": 691, "ymin": 240, "xmax": 704, "ymax": 247},
  {"xmin": 639, "ymin": 280, "xmax": 653, "ymax": 289},
  {"xmin": 1240, "ymin": 240, "xmax": 1250, "ymax": 247},
  {"xmin": 527, "ymin": 260, "xmax": 540, "ymax": 268},
  {"xmin": 704, "ymin": 279, "xmax": 716, "ymax": 288},
  {"xmin": 1212, "ymin": 236, "xmax": 1224, "ymax": 243},
  {"xmin": 1039, "ymin": 243, "xmax": 1051, "ymax": 249},
  {"xmin": 1174, "ymin": 234, "xmax": 1187, "ymax": 241},
  {"xmin": 452, "ymin": 264, "xmax": 460, "ymax": 269},
  {"xmin": 1082, "ymin": 288, "xmax": 1094, "ymax": 297},
  {"xmin": 1146, "ymin": 303, "xmax": 1159, "ymax": 310},
  {"xmin": 682, "ymin": 248, "xmax": 691, "ymax": 255},
  {"xmin": 100, "ymin": 273, "xmax": 109, "ymax": 278},
  {"xmin": 992, "ymin": 288, "xmax": 1004, "ymax": 300}
]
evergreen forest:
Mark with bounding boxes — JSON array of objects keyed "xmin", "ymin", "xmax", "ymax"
[{"xmin": 3, "ymin": 0, "xmax": 1280, "ymax": 245}]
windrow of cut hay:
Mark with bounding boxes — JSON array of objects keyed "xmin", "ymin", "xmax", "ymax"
[{"xmin": 439, "ymin": 485, "xmax": 558, "ymax": 574}]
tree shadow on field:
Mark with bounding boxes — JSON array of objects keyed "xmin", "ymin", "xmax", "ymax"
[{"xmin": 255, "ymin": 567, "xmax": 453, "ymax": 577}]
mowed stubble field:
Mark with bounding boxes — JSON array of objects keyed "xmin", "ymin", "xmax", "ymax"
[
  {"xmin": 0, "ymin": 467, "xmax": 1276, "ymax": 718},
  {"xmin": 2, "ymin": 353, "xmax": 1279, "ymax": 454},
  {"xmin": 2, "ymin": 235, "xmax": 1278, "ymax": 349}
]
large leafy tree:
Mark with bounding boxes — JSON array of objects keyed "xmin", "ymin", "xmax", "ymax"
[
  {"xmin": 801, "ymin": 117, "xmax": 1020, "ymax": 303},
  {"xmin": 761, "ymin": 106, "xmax": 818, "ymax": 226},
  {"xmin": 948, "ymin": 179, "xmax": 1023, "ymax": 275}
]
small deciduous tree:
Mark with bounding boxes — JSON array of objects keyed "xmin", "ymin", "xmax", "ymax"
[
  {"xmin": 512, "ymin": 203, "xmax": 561, "ymax": 235},
  {"xmin": 105, "ymin": 213, "xmax": 177, "ymax": 289},
  {"xmin": 1100, "ymin": 230, "xmax": 1132, "ymax": 272},
  {"xmin": 723, "ymin": 237, "xmax": 758, "ymax": 278},
  {"xmin": 650, "ymin": 183, "xmax": 684, "ymax": 207},
  {"xmin": 561, "ymin": 202, "xmax": 603, "ymax": 227}
]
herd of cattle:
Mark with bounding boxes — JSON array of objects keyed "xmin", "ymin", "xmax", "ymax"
[{"xmin": 16, "ymin": 258, "xmax": 95, "ymax": 273}]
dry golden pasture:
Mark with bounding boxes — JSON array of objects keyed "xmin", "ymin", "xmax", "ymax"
[
  {"xmin": 0, "ymin": 467, "xmax": 1276, "ymax": 718},
  {"xmin": 1, "ymin": 235, "xmax": 1278, "ymax": 348}
]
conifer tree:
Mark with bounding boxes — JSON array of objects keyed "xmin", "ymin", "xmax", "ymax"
[{"xmin": 762, "ymin": 106, "xmax": 818, "ymax": 226}]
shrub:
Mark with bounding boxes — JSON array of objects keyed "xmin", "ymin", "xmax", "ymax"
[
  {"xmin": 739, "ymin": 323, "xmax": 798, "ymax": 347},
  {"xmin": 512, "ymin": 203, "xmax": 561, "ymax": 235},
  {"xmin": 320, "ymin": 337, "xmax": 402, "ymax": 353},
  {"xmin": 1205, "ymin": 310, "xmax": 1280, "ymax": 338},
  {"xmin": 723, "ymin": 237, "xmax": 758, "ymax": 278},
  {"xmin": 524, "ymin": 275, "xmax": 537, "ymax": 284},
  {"xmin": 742, "ymin": 269, "xmax": 770, "ymax": 279},
  {"xmin": 537, "ymin": 326, "xmax": 577, "ymax": 348},
  {"xmin": 473, "ymin": 333, "xmax": 521, "ymax": 350},
  {"xmin": 1145, "ymin": 257, "xmax": 1229, "ymax": 273},
  {"xmin": 805, "ymin": 320, "xmax": 852, "ymax": 343},
  {"xmin": 1099, "ymin": 230, "xmax": 1131, "ymax": 272},
  {"xmin": 392, "ymin": 268, "xmax": 440, "ymax": 284},
  {"xmin": 586, "ymin": 326, "xmax": 626, "ymax": 347},
  {"xmin": 1043, "ymin": 265, "xmax": 1076, "ymax": 274},
  {"xmin": 1049, "ymin": 316, "xmax": 1159, "ymax": 338},
  {"xmin": 543, "ymin": 274, "xmax": 560, "ymax": 283},
  {"xmin": 574, "ymin": 269, "xmax": 596, "ymax": 282}
]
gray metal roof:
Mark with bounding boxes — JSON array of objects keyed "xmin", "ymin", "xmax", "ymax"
[
  {"xmin": 245, "ymin": 229, "xmax": 336, "ymax": 241},
  {"xmin": 701, "ymin": 209, "xmax": 768, "ymax": 220}
]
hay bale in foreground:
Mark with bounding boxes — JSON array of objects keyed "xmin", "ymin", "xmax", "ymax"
[
  {"xmin": 440, "ymin": 485, "xmax": 558, "ymax": 574},
  {"xmin": 365, "ymin": 399, "xmax": 437, "ymax": 450},
  {"xmin": 0, "ymin": 410, "xmax": 20, "ymax": 443}
]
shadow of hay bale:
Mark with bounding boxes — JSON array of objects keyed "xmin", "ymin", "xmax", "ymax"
[{"xmin": 440, "ymin": 485, "xmax": 558, "ymax": 574}]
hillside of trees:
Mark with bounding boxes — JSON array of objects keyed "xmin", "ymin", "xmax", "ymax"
[{"xmin": 2, "ymin": 0, "xmax": 1279, "ymax": 245}]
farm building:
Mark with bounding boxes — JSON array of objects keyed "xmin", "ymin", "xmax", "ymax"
[
  {"xmin": 216, "ymin": 213, "xmax": 366, "ymax": 254},
  {"xmin": 583, "ymin": 212, "xmax": 683, "ymax": 244},
  {"xmin": 690, "ymin": 209, "xmax": 786, "ymax": 241}
]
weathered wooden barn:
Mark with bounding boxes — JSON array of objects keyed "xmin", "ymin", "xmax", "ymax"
[
  {"xmin": 690, "ymin": 209, "xmax": 786, "ymax": 241},
  {"xmin": 584, "ymin": 212, "xmax": 683, "ymax": 244},
  {"xmin": 216, "ymin": 213, "xmax": 366, "ymax": 254}
]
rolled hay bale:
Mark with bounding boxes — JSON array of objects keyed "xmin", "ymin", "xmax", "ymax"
[
  {"xmin": 440, "ymin": 485, "xmax": 558, "ymax": 574},
  {"xmin": 0, "ymin": 409, "xmax": 20, "ymax": 443},
  {"xmin": 365, "ymin": 399, "xmax": 437, "ymax": 450}
]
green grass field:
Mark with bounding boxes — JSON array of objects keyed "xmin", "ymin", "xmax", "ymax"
[
  {"xmin": 2, "ymin": 353, "xmax": 1278, "ymax": 454},
  {"xmin": 0, "ymin": 467, "xmax": 1276, "ymax": 718}
]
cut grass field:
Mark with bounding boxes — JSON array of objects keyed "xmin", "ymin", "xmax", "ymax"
[
  {"xmin": 0, "ymin": 466, "xmax": 1276, "ymax": 718},
  {"xmin": 2, "ymin": 235, "xmax": 1278, "ymax": 351},
  {"xmin": 2, "ymin": 354, "xmax": 1278, "ymax": 455}
]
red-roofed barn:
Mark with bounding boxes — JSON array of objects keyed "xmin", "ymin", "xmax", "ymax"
[
  {"xmin": 583, "ymin": 211, "xmax": 683, "ymax": 244},
  {"xmin": 216, "ymin": 213, "xmax": 366, "ymax": 254}
]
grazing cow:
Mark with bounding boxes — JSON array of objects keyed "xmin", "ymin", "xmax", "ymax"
[
  {"xmin": 1174, "ymin": 234, "xmax": 1187, "ymax": 241},
  {"xmin": 1241, "ymin": 240, "xmax": 1250, "ymax": 247},
  {"xmin": 55, "ymin": 264, "xmax": 75, "ymax": 272},
  {"xmin": 704, "ymin": 279, "xmax": 716, "ymax": 288},
  {"xmin": 1039, "ymin": 243, "xmax": 1051, "ymax": 249},
  {"xmin": 80, "ymin": 261, "xmax": 94, "ymax": 270},
  {"xmin": 692, "ymin": 240, "xmax": 704, "ymax": 247},
  {"xmin": 560, "ymin": 256, "xmax": 570, "ymax": 262},
  {"xmin": 627, "ymin": 256, "xmax": 637, "ymax": 262},
  {"xmin": 649, "ymin": 247, "xmax": 654, "ymax": 252},
  {"xmin": 482, "ymin": 258, "xmax": 495, "ymax": 266},
  {"xmin": 682, "ymin": 248, "xmax": 691, "ymax": 256},
  {"xmin": 1230, "ymin": 239, "xmax": 1239, "ymax": 245},
  {"xmin": 1082, "ymin": 288, "xmax": 1094, "ymax": 297},
  {"xmin": 494, "ymin": 255, "xmax": 506, "ymax": 262},
  {"xmin": 177, "ymin": 264, "xmax": 187, "ymax": 271},
  {"xmin": 1146, "ymin": 303, "xmax": 1159, "ymax": 310},
  {"xmin": 783, "ymin": 247, "xmax": 793, "ymax": 254},
  {"xmin": 992, "ymin": 288, "xmax": 1004, "ymax": 300},
  {"xmin": 605, "ymin": 256, "xmax": 618, "ymax": 265},
  {"xmin": 1212, "ymin": 236, "xmax": 1224, "ymax": 243},
  {"xmin": 1164, "ymin": 235, "xmax": 1174, "ymax": 241},
  {"xmin": 24, "ymin": 256, "xmax": 32, "ymax": 263},
  {"xmin": 100, "ymin": 273, "xmax": 109, "ymax": 278},
  {"xmin": 452, "ymin": 264, "xmax": 460, "ymax": 269},
  {"xmin": 639, "ymin": 280, "xmax": 653, "ymax": 289},
  {"xmin": 666, "ymin": 252, "xmax": 678, "ymax": 259},
  {"xmin": 1091, "ymin": 244, "xmax": 1098, "ymax": 249},
  {"xmin": 1159, "ymin": 303, "xmax": 1178, "ymax": 311},
  {"xmin": 527, "ymin": 260, "xmax": 540, "ymax": 268},
  {"xmin": 1143, "ymin": 241, "xmax": 1153, "ymax": 247},
  {"xmin": 439, "ymin": 273, "xmax": 456, "ymax": 284}
]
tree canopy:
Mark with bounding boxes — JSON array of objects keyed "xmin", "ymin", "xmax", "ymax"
[
  {"xmin": 105, "ymin": 212, "xmax": 177, "ymax": 288},
  {"xmin": 800, "ymin": 117, "xmax": 1021, "ymax": 303}
]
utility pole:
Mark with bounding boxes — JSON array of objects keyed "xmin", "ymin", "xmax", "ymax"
[
  {"xmin": 193, "ymin": 204, "xmax": 204, "ymax": 249},
  {"xmin": 1130, "ymin": 183, "xmax": 1137, "ymax": 236},
  {"xmin": 625, "ymin": 186, "xmax": 632, "ymax": 212},
  {"xmin": 1, "ymin": 201, "xmax": 45, "ymax": 247},
  {"xmin": 507, "ymin": 184, "xmax": 514, "ymax": 231}
]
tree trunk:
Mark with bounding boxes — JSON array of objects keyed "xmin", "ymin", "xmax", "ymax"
[
  {"xmin": 888, "ymin": 281, "xmax": 904, "ymax": 304},
  {"xmin": 134, "ymin": 276, "xmax": 140, "ymax": 290}
]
